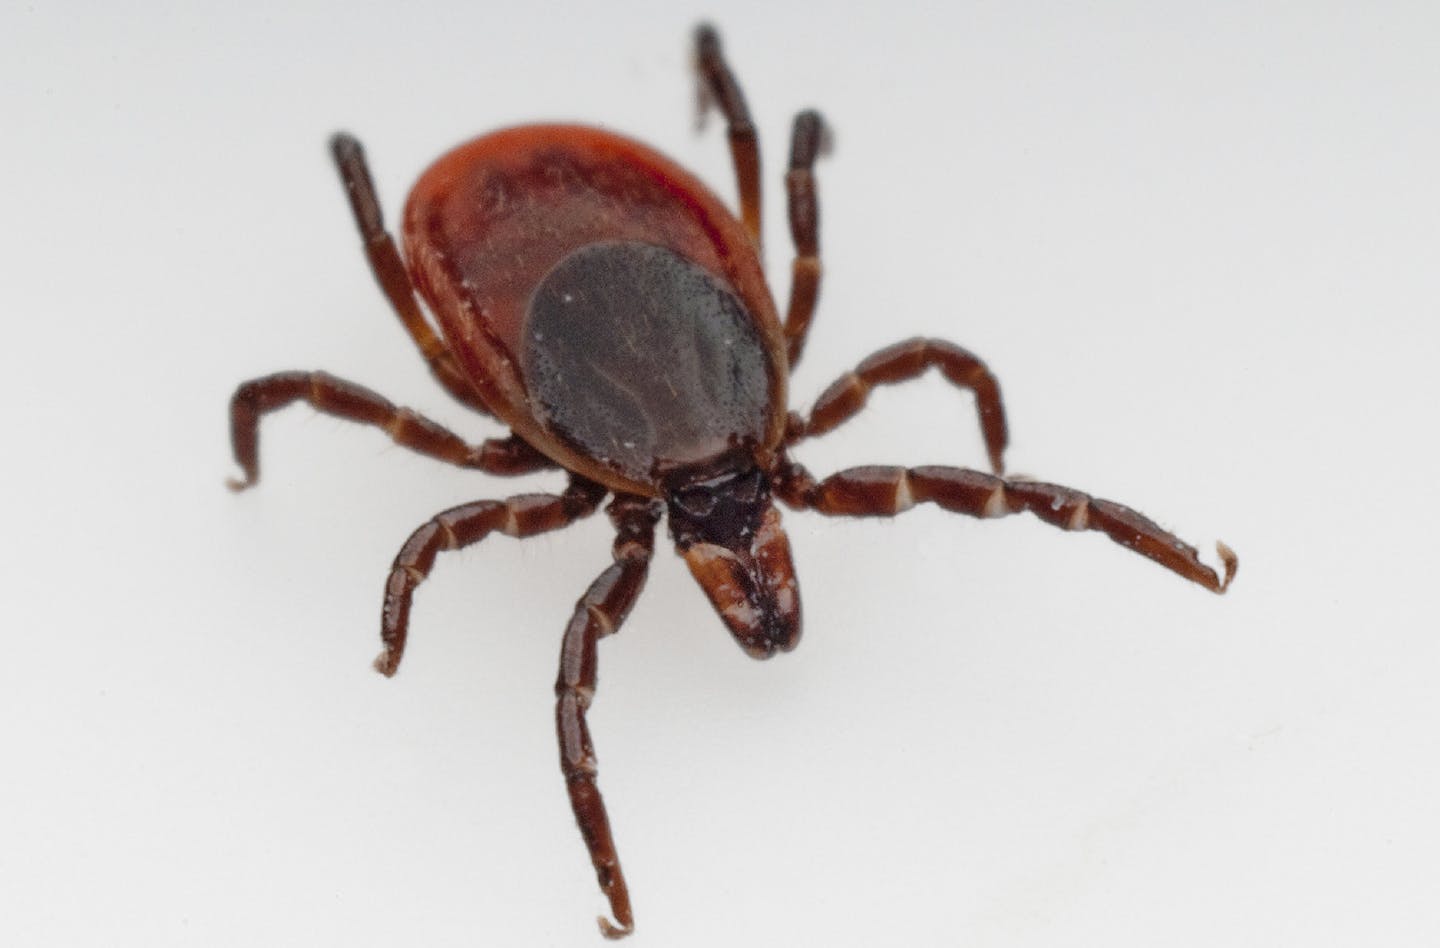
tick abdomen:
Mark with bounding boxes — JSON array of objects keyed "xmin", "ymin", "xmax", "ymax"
[{"xmin": 401, "ymin": 124, "xmax": 788, "ymax": 495}]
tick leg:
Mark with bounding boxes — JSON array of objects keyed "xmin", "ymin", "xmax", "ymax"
[
  {"xmin": 781, "ymin": 462, "xmax": 1236, "ymax": 593},
  {"xmin": 791, "ymin": 338, "xmax": 1010, "ymax": 475},
  {"xmin": 694, "ymin": 24, "xmax": 762, "ymax": 246},
  {"xmin": 555, "ymin": 495, "xmax": 661, "ymax": 939},
  {"xmin": 377, "ymin": 477, "xmax": 608, "ymax": 676},
  {"xmin": 227, "ymin": 371, "xmax": 553, "ymax": 490},
  {"xmin": 782, "ymin": 110, "xmax": 828, "ymax": 367},
  {"xmin": 330, "ymin": 133, "xmax": 492, "ymax": 415}
]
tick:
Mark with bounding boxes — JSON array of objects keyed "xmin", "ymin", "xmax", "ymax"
[{"xmin": 228, "ymin": 25, "xmax": 1237, "ymax": 939}]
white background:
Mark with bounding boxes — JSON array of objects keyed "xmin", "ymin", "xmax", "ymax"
[{"xmin": 4, "ymin": 2, "xmax": 1439, "ymax": 945}]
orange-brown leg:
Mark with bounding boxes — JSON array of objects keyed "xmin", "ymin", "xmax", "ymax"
[
  {"xmin": 555, "ymin": 495, "xmax": 661, "ymax": 939},
  {"xmin": 694, "ymin": 24, "xmax": 762, "ymax": 246},
  {"xmin": 330, "ymin": 133, "xmax": 492, "ymax": 414},
  {"xmin": 227, "ymin": 371, "xmax": 554, "ymax": 490},
  {"xmin": 782, "ymin": 110, "xmax": 828, "ymax": 367},
  {"xmin": 792, "ymin": 338, "xmax": 1011, "ymax": 475},
  {"xmin": 376, "ymin": 477, "xmax": 608, "ymax": 676},
  {"xmin": 779, "ymin": 462, "xmax": 1236, "ymax": 592}
]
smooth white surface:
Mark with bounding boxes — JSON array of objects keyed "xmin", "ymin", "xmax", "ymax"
[{"xmin": 4, "ymin": 3, "xmax": 1439, "ymax": 945}]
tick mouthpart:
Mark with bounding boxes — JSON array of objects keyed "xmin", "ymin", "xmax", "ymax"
[
  {"xmin": 680, "ymin": 537, "xmax": 801, "ymax": 656},
  {"xmin": 679, "ymin": 538, "xmax": 802, "ymax": 658},
  {"xmin": 668, "ymin": 467, "xmax": 803, "ymax": 659}
]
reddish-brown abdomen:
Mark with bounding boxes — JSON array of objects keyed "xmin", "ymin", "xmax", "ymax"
[{"xmin": 401, "ymin": 125, "xmax": 788, "ymax": 495}]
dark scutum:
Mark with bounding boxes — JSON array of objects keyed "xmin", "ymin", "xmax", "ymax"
[{"xmin": 522, "ymin": 241, "xmax": 773, "ymax": 483}]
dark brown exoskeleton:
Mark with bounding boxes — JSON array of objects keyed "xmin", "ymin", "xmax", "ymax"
[{"xmin": 228, "ymin": 24, "xmax": 1237, "ymax": 939}]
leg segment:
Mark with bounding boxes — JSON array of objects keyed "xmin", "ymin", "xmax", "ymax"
[
  {"xmin": 330, "ymin": 133, "xmax": 492, "ymax": 414},
  {"xmin": 694, "ymin": 24, "xmax": 762, "ymax": 246},
  {"xmin": 376, "ymin": 477, "xmax": 609, "ymax": 676},
  {"xmin": 780, "ymin": 462, "xmax": 1236, "ymax": 592},
  {"xmin": 794, "ymin": 338, "xmax": 1010, "ymax": 475},
  {"xmin": 227, "ymin": 370, "xmax": 553, "ymax": 490},
  {"xmin": 783, "ymin": 110, "xmax": 828, "ymax": 367},
  {"xmin": 555, "ymin": 495, "xmax": 662, "ymax": 939}
]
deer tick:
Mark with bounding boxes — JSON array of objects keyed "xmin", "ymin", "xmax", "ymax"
[{"xmin": 228, "ymin": 24, "xmax": 1237, "ymax": 939}]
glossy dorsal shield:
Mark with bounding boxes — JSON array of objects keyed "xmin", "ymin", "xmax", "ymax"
[{"xmin": 401, "ymin": 125, "xmax": 789, "ymax": 494}]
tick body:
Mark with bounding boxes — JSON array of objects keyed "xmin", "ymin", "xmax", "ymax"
[
  {"xmin": 229, "ymin": 25, "xmax": 1236, "ymax": 939},
  {"xmin": 403, "ymin": 124, "xmax": 788, "ymax": 494}
]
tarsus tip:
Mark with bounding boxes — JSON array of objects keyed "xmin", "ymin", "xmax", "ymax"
[
  {"xmin": 329, "ymin": 131, "xmax": 360, "ymax": 160},
  {"xmin": 1214, "ymin": 540, "xmax": 1238, "ymax": 592},
  {"xmin": 372, "ymin": 651, "xmax": 399, "ymax": 678},
  {"xmin": 598, "ymin": 914, "xmax": 634, "ymax": 940}
]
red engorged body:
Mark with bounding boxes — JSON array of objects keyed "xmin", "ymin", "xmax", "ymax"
[{"xmin": 401, "ymin": 125, "xmax": 789, "ymax": 496}]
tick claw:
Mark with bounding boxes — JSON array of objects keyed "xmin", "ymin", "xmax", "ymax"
[
  {"xmin": 226, "ymin": 475, "xmax": 255, "ymax": 493},
  {"xmin": 372, "ymin": 650, "xmax": 399, "ymax": 677},
  {"xmin": 598, "ymin": 914, "xmax": 634, "ymax": 940},
  {"xmin": 1214, "ymin": 540, "xmax": 1238, "ymax": 592},
  {"xmin": 692, "ymin": 25, "xmax": 718, "ymax": 132}
]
